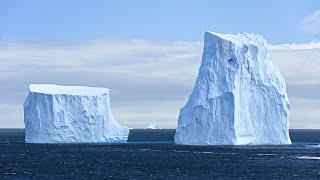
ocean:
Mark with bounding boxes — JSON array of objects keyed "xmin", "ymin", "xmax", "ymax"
[{"xmin": 1, "ymin": 129, "xmax": 320, "ymax": 179}]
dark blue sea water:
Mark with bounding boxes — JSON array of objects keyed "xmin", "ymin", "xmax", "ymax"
[{"xmin": 1, "ymin": 129, "xmax": 320, "ymax": 179}]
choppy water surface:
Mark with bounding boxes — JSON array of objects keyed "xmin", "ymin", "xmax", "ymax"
[{"xmin": 1, "ymin": 129, "xmax": 320, "ymax": 179}]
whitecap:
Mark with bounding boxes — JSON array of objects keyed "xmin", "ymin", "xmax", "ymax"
[
  {"xmin": 173, "ymin": 150, "xmax": 191, "ymax": 153},
  {"xmin": 296, "ymin": 156, "xmax": 320, "ymax": 160},
  {"xmin": 139, "ymin": 149, "xmax": 151, "ymax": 151},
  {"xmin": 305, "ymin": 144, "xmax": 320, "ymax": 148},
  {"xmin": 194, "ymin": 151, "xmax": 213, "ymax": 154}
]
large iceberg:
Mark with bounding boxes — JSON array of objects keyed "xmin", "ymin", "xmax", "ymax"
[
  {"xmin": 24, "ymin": 84, "xmax": 129, "ymax": 143},
  {"xmin": 175, "ymin": 31, "xmax": 291, "ymax": 145}
]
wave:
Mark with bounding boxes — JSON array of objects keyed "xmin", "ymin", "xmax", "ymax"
[{"xmin": 296, "ymin": 156, "xmax": 320, "ymax": 160}]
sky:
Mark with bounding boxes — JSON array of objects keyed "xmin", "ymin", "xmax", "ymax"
[{"xmin": 0, "ymin": 0, "xmax": 320, "ymax": 128}]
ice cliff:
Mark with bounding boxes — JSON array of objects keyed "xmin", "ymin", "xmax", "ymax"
[
  {"xmin": 24, "ymin": 84, "xmax": 129, "ymax": 143},
  {"xmin": 175, "ymin": 31, "xmax": 291, "ymax": 145}
]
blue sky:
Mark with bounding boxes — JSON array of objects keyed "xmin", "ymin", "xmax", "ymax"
[
  {"xmin": 0, "ymin": 0, "xmax": 319, "ymax": 43},
  {"xmin": 0, "ymin": 1, "xmax": 320, "ymax": 128}
]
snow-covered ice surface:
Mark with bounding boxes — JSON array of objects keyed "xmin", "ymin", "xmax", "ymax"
[
  {"xmin": 24, "ymin": 84, "xmax": 129, "ymax": 143},
  {"xmin": 147, "ymin": 124, "xmax": 161, "ymax": 129},
  {"xmin": 175, "ymin": 31, "xmax": 291, "ymax": 145}
]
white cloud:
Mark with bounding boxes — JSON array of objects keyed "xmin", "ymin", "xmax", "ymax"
[
  {"xmin": 0, "ymin": 39, "xmax": 319, "ymax": 129},
  {"xmin": 0, "ymin": 104, "xmax": 23, "ymax": 128},
  {"xmin": 289, "ymin": 98, "xmax": 320, "ymax": 129},
  {"xmin": 301, "ymin": 10, "xmax": 320, "ymax": 35},
  {"xmin": 269, "ymin": 46, "xmax": 320, "ymax": 85},
  {"xmin": 269, "ymin": 41, "xmax": 320, "ymax": 50},
  {"xmin": 0, "ymin": 40, "xmax": 202, "ymax": 128}
]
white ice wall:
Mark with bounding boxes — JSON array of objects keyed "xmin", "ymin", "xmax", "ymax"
[
  {"xmin": 24, "ymin": 84, "xmax": 129, "ymax": 143},
  {"xmin": 175, "ymin": 32, "xmax": 291, "ymax": 145}
]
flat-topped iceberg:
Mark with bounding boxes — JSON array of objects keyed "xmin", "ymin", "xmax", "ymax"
[
  {"xmin": 24, "ymin": 84, "xmax": 129, "ymax": 143},
  {"xmin": 147, "ymin": 124, "xmax": 161, "ymax": 129},
  {"xmin": 175, "ymin": 31, "xmax": 291, "ymax": 145}
]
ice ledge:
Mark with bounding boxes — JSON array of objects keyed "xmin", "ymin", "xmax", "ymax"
[{"xmin": 29, "ymin": 84, "xmax": 109, "ymax": 96}]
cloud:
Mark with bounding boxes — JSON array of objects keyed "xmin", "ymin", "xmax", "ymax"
[
  {"xmin": 269, "ymin": 44, "xmax": 320, "ymax": 85},
  {"xmin": 301, "ymin": 10, "xmax": 320, "ymax": 35},
  {"xmin": 0, "ymin": 40, "xmax": 202, "ymax": 128},
  {"xmin": 0, "ymin": 104, "xmax": 23, "ymax": 128},
  {"xmin": 268, "ymin": 41, "xmax": 320, "ymax": 50},
  {"xmin": 0, "ymin": 39, "xmax": 319, "ymax": 128},
  {"xmin": 289, "ymin": 98, "xmax": 320, "ymax": 129}
]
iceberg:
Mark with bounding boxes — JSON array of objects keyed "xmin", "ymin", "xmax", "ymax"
[
  {"xmin": 175, "ymin": 31, "xmax": 291, "ymax": 145},
  {"xmin": 24, "ymin": 84, "xmax": 129, "ymax": 143},
  {"xmin": 147, "ymin": 124, "xmax": 161, "ymax": 129}
]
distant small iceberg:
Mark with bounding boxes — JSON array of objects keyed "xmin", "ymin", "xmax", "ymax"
[{"xmin": 147, "ymin": 124, "xmax": 161, "ymax": 129}]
